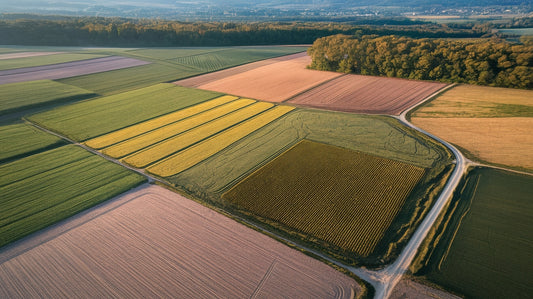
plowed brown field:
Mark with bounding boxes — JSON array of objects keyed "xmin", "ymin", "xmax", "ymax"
[
  {"xmin": 176, "ymin": 53, "xmax": 342, "ymax": 102},
  {"xmin": 289, "ymin": 74, "xmax": 447, "ymax": 115},
  {"xmin": 0, "ymin": 185, "xmax": 360, "ymax": 298}
]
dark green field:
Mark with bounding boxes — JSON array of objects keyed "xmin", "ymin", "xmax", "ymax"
[
  {"xmin": 412, "ymin": 167, "xmax": 533, "ymax": 298},
  {"xmin": 0, "ymin": 123, "xmax": 65, "ymax": 163},
  {"xmin": 0, "ymin": 145, "xmax": 146, "ymax": 248}
]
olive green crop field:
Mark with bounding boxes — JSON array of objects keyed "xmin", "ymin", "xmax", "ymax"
[
  {"xmin": 0, "ymin": 53, "xmax": 107, "ymax": 71},
  {"xmin": 0, "ymin": 145, "xmax": 146, "ymax": 248},
  {"xmin": 27, "ymin": 84, "xmax": 223, "ymax": 141},
  {"xmin": 411, "ymin": 167, "xmax": 533, "ymax": 298},
  {"xmin": 223, "ymin": 140, "xmax": 426, "ymax": 259},
  {"xmin": 0, "ymin": 123, "xmax": 65, "ymax": 163},
  {"xmin": 0, "ymin": 80, "xmax": 96, "ymax": 115}
]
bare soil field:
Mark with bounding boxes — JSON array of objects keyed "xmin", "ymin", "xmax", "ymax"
[
  {"xmin": 0, "ymin": 56, "xmax": 150, "ymax": 85},
  {"xmin": 0, "ymin": 185, "xmax": 360, "ymax": 298},
  {"xmin": 412, "ymin": 117, "xmax": 533, "ymax": 170},
  {"xmin": 177, "ymin": 53, "xmax": 342, "ymax": 102},
  {"xmin": 0, "ymin": 52, "xmax": 64, "ymax": 60},
  {"xmin": 288, "ymin": 74, "xmax": 447, "ymax": 115},
  {"xmin": 390, "ymin": 278, "xmax": 460, "ymax": 299}
]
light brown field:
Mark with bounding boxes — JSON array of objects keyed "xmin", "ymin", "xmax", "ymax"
[
  {"xmin": 0, "ymin": 185, "xmax": 360, "ymax": 298},
  {"xmin": 0, "ymin": 52, "xmax": 64, "ymax": 60},
  {"xmin": 412, "ymin": 117, "xmax": 533, "ymax": 169},
  {"xmin": 177, "ymin": 53, "xmax": 342, "ymax": 102},
  {"xmin": 288, "ymin": 74, "xmax": 447, "ymax": 115},
  {"xmin": 412, "ymin": 84, "xmax": 533, "ymax": 118},
  {"xmin": 390, "ymin": 278, "xmax": 461, "ymax": 299}
]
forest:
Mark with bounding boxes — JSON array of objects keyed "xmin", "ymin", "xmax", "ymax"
[{"xmin": 307, "ymin": 34, "xmax": 533, "ymax": 89}]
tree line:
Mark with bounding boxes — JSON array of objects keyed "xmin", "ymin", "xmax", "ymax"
[
  {"xmin": 0, "ymin": 15, "xmax": 487, "ymax": 47},
  {"xmin": 307, "ymin": 34, "xmax": 533, "ymax": 89}
]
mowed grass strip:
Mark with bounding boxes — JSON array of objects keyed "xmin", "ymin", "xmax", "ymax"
[
  {"xmin": 0, "ymin": 123, "xmax": 66, "ymax": 163},
  {"xmin": 0, "ymin": 80, "xmax": 95, "ymax": 115},
  {"xmin": 28, "ymin": 84, "xmax": 222, "ymax": 141},
  {"xmin": 148, "ymin": 105, "xmax": 295, "ymax": 177},
  {"xmin": 85, "ymin": 95, "xmax": 238, "ymax": 149},
  {"xmin": 125, "ymin": 102, "xmax": 273, "ymax": 168},
  {"xmin": 103, "ymin": 98, "xmax": 255, "ymax": 159},
  {"xmin": 222, "ymin": 140, "xmax": 425, "ymax": 257},
  {"xmin": 0, "ymin": 145, "xmax": 146, "ymax": 248}
]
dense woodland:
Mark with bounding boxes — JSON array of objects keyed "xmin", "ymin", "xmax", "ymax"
[
  {"xmin": 308, "ymin": 35, "xmax": 533, "ymax": 89},
  {"xmin": 0, "ymin": 16, "xmax": 491, "ymax": 47}
]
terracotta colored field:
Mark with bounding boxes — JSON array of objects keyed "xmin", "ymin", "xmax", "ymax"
[
  {"xmin": 223, "ymin": 140, "xmax": 426, "ymax": 257},
  {"xmin": 412, "ymin": 117, "xmax": 533, "ymax": 169},
  {"xmin": 85, "ymin": 95, "xmax": 239, "ymax": 150},
  {"xmin": 0, "ymin": 52, "xmax": 63, "ymax": 60},
  {"xmin": 288, "ymin": 74, "xmax": 447, "ymax": 115},
  {"xmin": 123, "ymin": 101, "xmax": 272, "ymax": 168},
  {"xmin": 0, "ymin": 185, "xmax": 360, "ymax": 298},
  {"xmin": 0, "ymin": 56, "xmax": 150, "ymax": 84},
  {"xmin": 177, "ymin": 53, "xmax": 342, "ymax": 102}
]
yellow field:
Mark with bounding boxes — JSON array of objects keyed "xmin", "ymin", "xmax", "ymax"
[
  {"xmin": 148, "ymin": 105, "xmax": 295, "ymax": 177},
  {"xmin": 85, "ymin": 95, "xmax": 238, "ymax": 149},
  {"xmin": 124, "ymin": 102, "xmax": 275, "ymax": 168},
  {"xmin": 102, "ymin": 98, "xmax": 254, "ymax": 158},
  {"xmin": 412, "ymin": 117, "xmax": 533, "ymax": 170},
  {"xmin": 412, "ymin": 84, "xmax": 533, "ymax": 118}
]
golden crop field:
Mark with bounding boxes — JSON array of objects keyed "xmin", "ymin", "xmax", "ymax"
[
  {"xmin": 123, "ymin": 102, "xmax": 274, "ymax": 168},
  {"xmin": 101, "ymin": 98, "xmax": 255, "ymax": 158},
  {"xmin": 148, "ymin": 105, "xmax": 295, "ymax": 177},
  {"xmin": 222, "ymin": 140, "xmax": 426, "ymax": 257},
  {"xmin": 85, "ymin": 95, "xmax": 238, "ymax": 149}
]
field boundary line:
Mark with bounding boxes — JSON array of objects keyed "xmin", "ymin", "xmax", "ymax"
[{"xmin": 281, "ymin": 73, "xmax": 347, "ymax": 103}]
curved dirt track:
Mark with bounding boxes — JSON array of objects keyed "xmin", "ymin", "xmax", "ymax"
[{"xmin": 0, "ymin": 185, "xmax": 360, "ymax": 298}]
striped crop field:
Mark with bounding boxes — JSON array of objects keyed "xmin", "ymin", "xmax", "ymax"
[
  {"xmin": 0, "ymin": 123, "xmax": 65, "ymax": 163},
  {"xmin": 101, "ymin": 98, "xmax": 254, "ymax": 159},
  {"xmin": 0, "ymin": 145, "xmax": 145, "ymax": 248},
  {"xmin": 223, "ymin": 140, "xmax": 426, "ymax": 257},
  {"xmin": 147, "ymin": 105, "xmax": 295, "ymax": 177},
  {"xmin": 28, "ymin": 84, "xmax": 222, "ymax": 141},
  {"xmin": 0, "ymin": 53, "xmax": 106, "ymax": 71},
  {"xmin": 123, "ymin": 101, "xmax": 274, "ymax": 168},
  {"xmin": 85, "ymin": 95, "xmax": 238, "ymax": 149}
]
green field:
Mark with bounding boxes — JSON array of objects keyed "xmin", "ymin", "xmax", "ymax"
[
  {"xmin": 223, "ymin": 140, "xmax": 426, "ymax": 259},
  {"xmin": 0, "ymin": 123, "xmax": 65, "ymax": 163},
  {"xmin": 411, "ymin": 167, "xmax": 533, "ymax": 298},
  {"xmin": 171, "ymin": 109, "xmax": 452, "ymax": 198},
  {"xmin": 498, "ymin": 28, "xmax": 533, "ymax": 36},
  {"xmin": 28, "ymin": 84, "xmax": 222, "ymax": 141},
  {"xmin": 0, "ymin": 80, "xmax": 96, "ymax": 115},
  {"xmin": 0, "ymin": 53, "xmax": 107, "ymax": 70},
  {"xmin": 0, "ymin": 145, "xmax": 146, "ymax": 248}
]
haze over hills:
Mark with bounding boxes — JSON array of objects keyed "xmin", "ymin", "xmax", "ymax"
[{"xmin": 0, "ymin": 0, "xmax": 531, "ymax": 20}]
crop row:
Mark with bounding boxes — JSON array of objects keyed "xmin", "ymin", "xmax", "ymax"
[{"xmin": 223, "ymin": 140, "xmax": 425, "ymax": 257}]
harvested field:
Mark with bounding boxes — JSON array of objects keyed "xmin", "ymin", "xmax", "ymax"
[
  {"xmin": 0, "ymin": 185, "xmax": 361, "ymax": 298},
  {"xmin": 124, "ymin": 101, "xmax": 273, "ymax": 168},
  {"xmin": 0, "ymin": 52, "xmax": 64, "ymax": 60},
  {"xmin": 0, "ymin": 145, "xmax": 145, "ymax": 248},
  {"xmin": 390, "ymin": 278, "xmax": 460, "ymax": 299},
  {"xmin": 28, "ymin": 84, "xmax": 222, "ymax": 141},
  {"xmin": 412, "ymin": 117, "xmax": 533, "ymax": 170},
  {"xmin": 411, "ymin": 167, "xmax": 533, "ymax": 298},
  {"xmin": 147, "ymin": 105, "xmax": 295, "ymax": 176},
  {"xmin": 0, "ymin": 56, "xmax": 150, "ymax": 85},
  {"xmin": 288, "ymin": 74, "xmax": 447, "ymax": 115},
  {"xmin": 85, "ymin": 95, "xmax": 239, "ymax": 149},
  {"xmin": 0, "ymin": 123, "xmax": 65, "ymax": 163},
  {"xmin": 412, "ymin": 84, "xmax": 533, "ymax": 118},
  {"xmin": 223, "ymin": 140, "xmax": 426, "ymax": 257},
  {"xmin": 0, "ymin": 80, "xmax": 95, "ymax": 115},
  {"xmin": 179, "ymin": 53, "xmax": 342, "ymax": 102}
]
